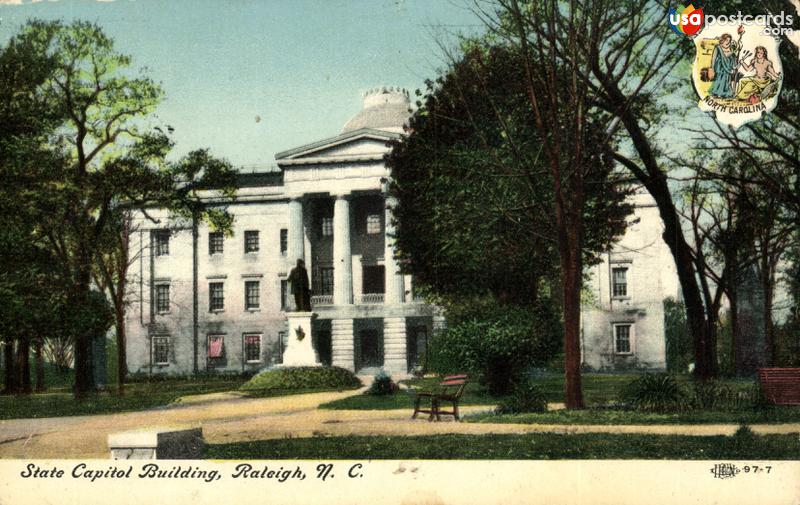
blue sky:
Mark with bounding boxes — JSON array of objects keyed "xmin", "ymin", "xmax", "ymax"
[{"xmin": 0, "ymin": 0, "xmax": 483, "ymax": 169}]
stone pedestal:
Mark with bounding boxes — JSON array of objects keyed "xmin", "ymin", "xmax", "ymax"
[
  {"xmin": 108, "ymin": 427, "xmax": 204, "ymax": 459},
  {"xmin": 282, "ymin": 312, "xmax": 320, "ymax": 366}
]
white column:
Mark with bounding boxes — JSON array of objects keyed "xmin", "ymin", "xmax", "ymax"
[
  {"xmin": 384, "ymin": 195, "xmax": 405, "ymax": 305},
  {"xmin": 331, "ymin": 319, "xmax": 355, "ymax": 371},
  {"xmin": 333, "ymin": 194, "xmax": 353, "ymax": 305},
  {"xmin": 383, "ymin": 317, "xmax": 407, "ymax": 374},
  {"xmin": 287, "ymin": 197, "xmax": 304, "ymax": 265}
]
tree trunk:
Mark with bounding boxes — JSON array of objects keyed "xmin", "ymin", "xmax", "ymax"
[
  {"xmin": 763, "ymin": 274, "xmax": 776, "ymax": 366},
  {"xmin": 34, "ymin": 339, "xmax": 45, "ymax": 393},
  {"xmin": 648, "ymin": 173, "xmax": 717, "ymax": 379},
  {"xmin": 16, "ymin": 339, "xmax": 31, "ymax": 394},
  {"xmin": 603, "ymin": 81, "xmax": 719, "ymax": 379},
  {"xmin": 115, "ymin": 304, "xmax": 127, "ymax": 396},
  {"xmin": 560, "ymin": 229, "xmax": 584, "ymax": 409},
  {"xmin": 73, "ymin": 258, "xmax": 94, "ymax": 397},
  {"xmin": 2, "ymin": 340, "xmax": 16, "ymax": 395}
]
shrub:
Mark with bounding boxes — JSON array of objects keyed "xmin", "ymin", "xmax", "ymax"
[
  {"xmin": 367, "ymin": 371, "xmax": 395, "ymax": 396},
  {"xmin": 624, "ymin": 373, "xmax": 686, "ymax": 412},
  {"xmin": 426, "ymin": 298, "xmax": 562, "ymax": 395},
  {"xmin": 495, "ymin": 378, "xmax": 548, "ymax": 414},
  {"xmin": 690, "ymin": 380, "xmax": 760, "ymax": 410},
  {"xmin": 240, "ymin": 366, "xmax": 361, "ymax": 393}
]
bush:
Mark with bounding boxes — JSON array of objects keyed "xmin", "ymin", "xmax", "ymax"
[
  {"xmin": 690, "ymin": 380, "xmax": 760, "ymax": 410},
  {"xmin": 367, "ymin": 371, "xmax": 396, "ymax": 396},
  {"xmin": 240, "ymin": 366, "xmax": 361, "ymax": 393},
  {"xmin": 624, "ymin": 373, "xmax": 686, "ymax": 412},
  {"xmin": 495, "ymin": 378, "xmax": 548, "ymax": 414},
  {"xmin": 426, "ymin": 298, "xmax": 562, "ymax": 395}
]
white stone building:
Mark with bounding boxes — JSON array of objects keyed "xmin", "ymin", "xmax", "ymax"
[
  {"xmin": 125, "ymin": 88, "xmax": 435, "ymax": 376},
  {"xmin": 580, "ymin": 191, "xmax": 680, "ymax": 371},
  {"xmin": 124, "ymin": 87, "xmax": 676, "ymax": 377}
]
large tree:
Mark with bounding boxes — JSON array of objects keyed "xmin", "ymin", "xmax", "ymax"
[
  {"xmin": 388, "ymin": 42, "xmax": 631, "ymax": 407},
  {"xmin": 2, "ymin": 20, "xmax": 237, "ymax": 397}
]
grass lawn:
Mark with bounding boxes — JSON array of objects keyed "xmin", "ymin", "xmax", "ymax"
[
  {"xmin": 467, "ymin": 406, "xmax": 800, "ymax": 425},
  {"xmin": 205, "ymin": 431, "xmax": 800, "ymax": 459},
  {"xmin": 0, "ymin": 377, "xmax": 245, "ymax": 420},
  {"xmin": 319, "ymin": 373, "xmax": 662, "ymax": 410},
  {"xmin": 319, "ymin": 378, "xmax": 497, "ymax": 410}
]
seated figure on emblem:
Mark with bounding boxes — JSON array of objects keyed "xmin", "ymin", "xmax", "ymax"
[{"xmin": 735, "ymin": 46, "xmax": 782, "ymax": 103}]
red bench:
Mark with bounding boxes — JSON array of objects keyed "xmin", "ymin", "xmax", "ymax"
[
  {"xmin": 411, "ymin": 374, "xmax": 468, "ymax": 421},
  {"xmin": 758, "ymin": 368, "xmax": 800, "ymax": 405}
]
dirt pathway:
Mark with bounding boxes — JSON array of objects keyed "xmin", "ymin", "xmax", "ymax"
[{"xmin": 2, "ymin": 389, "xmax": 799, "ymax": 459}]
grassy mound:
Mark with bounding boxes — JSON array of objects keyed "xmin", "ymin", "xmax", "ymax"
[{"xmin": 240, "ymin": 366, "xmax": 362, "ymax": 395}]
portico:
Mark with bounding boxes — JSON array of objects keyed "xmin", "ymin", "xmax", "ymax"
[{"xmin": 275, "ymin": 87, "xmax": 430, "ymax": 374}]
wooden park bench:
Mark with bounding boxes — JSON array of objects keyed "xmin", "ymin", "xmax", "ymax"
[
  {"xmin": 758, "ymin": 368, "xmax": 800, "ymax": 406},
  {"xmin": 411, "ymin": 374, "xmax": 468, "ymax": 421}
]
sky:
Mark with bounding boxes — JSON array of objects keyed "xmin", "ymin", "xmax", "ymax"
[{"xmin": 0, "ymin": 0, "xmax": 484, "ymax": 170}]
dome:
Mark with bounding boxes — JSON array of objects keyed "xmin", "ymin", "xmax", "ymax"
[{"xmin": 342, "ymin": 87, "xmax": 411, "ymax": 133}]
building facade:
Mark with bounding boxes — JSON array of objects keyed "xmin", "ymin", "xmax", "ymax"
[
  {"xmin": 125, "ymin": 88, "xmax": 436, "ymax": 376},
  {"xmin": 124, "ymin": 87, "xmax": 676, "ymax": 377},
  {"xmin": 580, "ymin": 191, "xmax": 680, "ymax": 371}
]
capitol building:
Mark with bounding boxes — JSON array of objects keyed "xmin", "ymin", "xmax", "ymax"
[{"xmin": 124, "ymin": 87, "xmax": 677, "ymax": 376}]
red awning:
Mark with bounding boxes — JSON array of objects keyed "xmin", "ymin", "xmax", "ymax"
[{"xmin": 208, "ymin": 336, "xmax": 224, "ymax": 358}]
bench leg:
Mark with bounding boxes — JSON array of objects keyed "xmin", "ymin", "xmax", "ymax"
[
  {"xmin": 412, "ymin": 396, "xmax": 421, "ymax": 419},
  {"xmin": 453, "ymin": 401, "xmax": 459, "ymax": 421},
  {"xmin": 428, "ymin": 397, "xmax": 438, "ymax": 422}
]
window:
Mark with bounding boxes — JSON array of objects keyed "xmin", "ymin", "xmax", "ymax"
[
  {"xmin": 244, "ymin": 230, "xmax": 259, "ymax": 253},
  {"xmin": 612, "ymin": 267, "xmax": 628, "ymax": 297},
  {"xmin": 318, "ymin": 267, "xmax": 334, "ymax": 295},
  {"xmin": 207, "ymin": 335, "xmax": 224, "ymax": 359},
  {"xmin": 244, "ymin": 334, "xmax": 261, "ymax": 363},
  {"xmin": 153, "ymin": 230, "xmax": 170, "ymax": 256},
  {"xmin": 277, "ymin": 331, "xmax": 287, "ymax": 363},
  {"xmin": 614, "ymin": 324, "xmax": 633, "ymax": 354},
  {"xmin": 245, "ymin": 281, "xmax": 260, "ymax": 310},
  {"xmin": 209, "ymin": 232, "xmax": 223, "ymax": 255},
  {"xmin": 362, "ymin": 265, "xmax": 385, "ymax": 294},
  {"xmin": 321, "ymin": 217, "xmax": 333, "ymax": 237},
  {"xmin": 209, "ymin": 282, "xmax": 224, "ymax": 311},
  {"xmin": 155, "ymin": 284, "xmax": 170, "ymax": 313},
  {"xmin": 280, "ymin": 229, "xmax": 288, "ymax": 256},
  {"xmin": 152, "ymin": 336, "xmax": 170, "ymax": 365},
  {"xmin": 366, "ymin": 214, "xmax": 381, "ymax": 234},
  {"xmin": 280, "ymin": 279, "xmax": 288, "ymax": 311}
]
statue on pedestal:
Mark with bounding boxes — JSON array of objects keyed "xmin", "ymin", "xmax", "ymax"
[{"xmin": 288, "ymin": 258, "xmax": 311, "ymax": 312}]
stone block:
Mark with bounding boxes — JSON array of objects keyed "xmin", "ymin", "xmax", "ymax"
[{"xmin": 108, "ymin": 426, "xmax": 204, "ymax": 459}]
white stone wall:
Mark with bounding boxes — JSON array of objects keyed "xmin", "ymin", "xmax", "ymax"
[
  {"xmin": 125, "ymin": 202, "xmax": 292, "ymax": 376},
  {"xmin": 580, "ymin": 191, "xmax": 679, "ymax": 371}
]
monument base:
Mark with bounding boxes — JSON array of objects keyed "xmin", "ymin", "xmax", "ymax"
[{"xmin": 282, "ymin": 311, "xmax": 320, "ymax": 367}]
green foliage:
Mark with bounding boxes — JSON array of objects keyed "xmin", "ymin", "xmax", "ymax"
[
  {"xmin": 426, "ymin": 298, "xmax": 562, "ymax": 395},
  {"xmin": 366, "ymin": 371, "xmax": 395, "ymax": 396},
  {"xmin": 387, "ymin": 43, "xmax": 632, "ymax": 303},
  {"xmin": 664, "ymin": 298, "xmax": 693, "ymax": 373},
  {"xmin": 689, "ymin": 380, "xmax": 761, "ymax": 411},
  {"xmin": 0, "ymin": 19, "xmax": 238, "ymax": 394},
  {"xmin": 624, "ymin": 374, "xmax": 686, "ymax": 412},
  {"xmin": 494, "ymin": 378, "xmax": 547, "ymax": 414},
  {"xmin": 240, "ymin": 366, "xmax": 361, "ymax": 393}
]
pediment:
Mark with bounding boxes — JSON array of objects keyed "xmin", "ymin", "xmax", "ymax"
[{"xmin": 275, "ymin": 128, "xmax": 400, "ymax": 164}]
